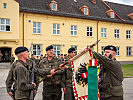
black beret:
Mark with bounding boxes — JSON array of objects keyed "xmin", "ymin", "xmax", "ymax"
[
  {"xmin": 46, "ymin": 45, "xmax": 53, "ymax": 51},
  {"xmin": 104, "ymin": 45, "xmax": 117, "ymax": 52},
  {"xmin": 68, "ymin": 47, "xmax": 75, "ymax": 53},
  {"xmin": 15, "ymin": 47, "xmax": 28, "ymax": 55}
]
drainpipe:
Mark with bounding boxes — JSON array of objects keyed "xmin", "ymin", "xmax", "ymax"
[
  {"xmin": 97, "ymin": 21, "xmax": 99, "ymax": 53},
  {"xmin": 22, "ymin": 12, "xmax": 24, "ymax": 46}
]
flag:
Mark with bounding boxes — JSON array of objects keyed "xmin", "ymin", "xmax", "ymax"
[
  {"xmin": 72, "ymin": 48, "xmax": 90, "ymax": 100},
  {"xmin": 71, "ymin": 48, "xmax": 99, "ymax": 100}
]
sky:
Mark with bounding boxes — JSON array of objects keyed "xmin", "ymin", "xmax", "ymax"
[{"xmin": 103, "ymin": 0, "xmax": 133, "ymax": 6}]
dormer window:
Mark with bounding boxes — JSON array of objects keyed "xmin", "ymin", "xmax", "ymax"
[
  {"xmin": 80, "ymin": 6, "xmax": 89, "ymax": 16},
  {"xmin": 106, "ymin": 9, "xmax": 115, "ymax": 18},
  {"xmin": 84, "ymin": 8, "xmax": 88, "ymax": 15},
  {"xmin": 128, "ymin": 13, "xmax": 133, "ymax": 20},
  {"xmin": 111, "ymin": 12, "xmax": 115, "ymax": 18},
  {"xmin": 49, "ymin": 0, "xmax": 58, "ymax": 11},
  {"xmin": 52, "ymin": 3, "xmax": 57, "ymax": 10}
]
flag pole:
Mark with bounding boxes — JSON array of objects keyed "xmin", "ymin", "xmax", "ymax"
[{"xmin": 39, "ymin": 40, "xmax": 100, "ymax": 83}]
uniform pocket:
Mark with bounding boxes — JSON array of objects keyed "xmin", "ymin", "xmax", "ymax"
[{"xmin": 110, "ymin": 85, "xmax": 123, "ymax": 96}]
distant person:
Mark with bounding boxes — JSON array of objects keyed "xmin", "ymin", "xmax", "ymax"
[
  {"xmin": 0, "ymin": 50, "xmax": 3, "ymax": 62},
  {"xmin": 10, "ymin": 54, "xmax": 15, "ymax": 65}
]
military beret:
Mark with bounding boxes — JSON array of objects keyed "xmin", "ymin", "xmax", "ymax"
[
  {"xmin": 104, "ymin": 45, "xmax": 117, "ymax": 52},
  {"xmin": 46, "ymin": 45, "xmax": 53, "ymax": 51},
  {"xmin": 15, "ymin": 47, "xmax": 28, "ymax": 55},
  {"xmin": 68, "ymin": 47, "xmax": 75, "ymax": 53}
]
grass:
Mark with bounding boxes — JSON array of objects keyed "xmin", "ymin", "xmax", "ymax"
[{"xmin": 122, "ymin": 64, "xmax": 133, "ymax": 77}]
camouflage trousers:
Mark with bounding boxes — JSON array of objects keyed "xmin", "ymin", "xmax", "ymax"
[
  {"xmin": 42, "ymin": 85, "xmax": 62, "ymax": 100},
  {"xmin": 100, "ymin": 96, "xmax": 123, "ymax": 100},
  {"xmin": 64, "ymin": 87, "xmax": 75, "ymax": 100}
]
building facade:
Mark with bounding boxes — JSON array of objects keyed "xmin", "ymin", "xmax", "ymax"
[{"xmin": 0, "ymin": 0, "xmax": 133, "ymax": 63}]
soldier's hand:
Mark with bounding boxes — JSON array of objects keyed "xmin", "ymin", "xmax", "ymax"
[
  {"xmin": 61, "ymin": 65, "xmax": 69, "ymax": 69},
  {"xmin": 47, "ymin": 74, "xmax": 53, "ymax": 78},
  {"xmin": 50, "ymin": 69, "xmax": 56, "ymax": 75},
  {"xmin": 32, "ymin": 82, "xmax": 36, "ymax": 88},
  {"xmin": 34, "ymin": 90, "xmax": 37, "ymax": 96},
  {"xmin": 63, "ymin": 88, "xmax": 66, "ymax": 94},
  {"xmin": 8, "ymin": 92, "xmax": 14, "ymax": 100}
]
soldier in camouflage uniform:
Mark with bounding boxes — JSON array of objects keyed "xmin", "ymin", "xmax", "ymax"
[
  {"xmin": 5, "ymin": 51, "xmax": 9, "ymax": 62},
  {"xmin": 10, "ymin": 54, "xmax": 15, "ymax": 65},
  {"xmin": 64, "ymin": 47, "xmax": 75, "ymax": 100},
  {"xmin": 92, "ymin": 45, "xmax": 123, "ymax": 100},
  {"xmin": 6, "ymin": 47, "xmax": 55, "ymax": 100},
  {"xmin": 39, "ymin": 45, "xmax": 65, "ymax": 100}
]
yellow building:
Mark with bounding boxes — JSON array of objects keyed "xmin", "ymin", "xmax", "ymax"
[{"xmin": 0, "ymin": 0, "xmax": 133, "ymax": 63}]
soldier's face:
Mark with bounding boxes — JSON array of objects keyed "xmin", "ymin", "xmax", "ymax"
[
  {"xmin": 21, "ymin": 51, "xmax": 30, "ymax": 60},
  {"xmin": 47, "ymin": 49, "xmax": 54, "ymax": 57},
  {"xmin": 69, "ymin": 51, "xmax": 76, "ymax": 58},
  {"xmin": 104, "ymin": 50, "xmax": 116, "ymax": 59}
]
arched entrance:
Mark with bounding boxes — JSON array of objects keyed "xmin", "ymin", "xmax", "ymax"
[{"xmin": 0, "ymin": 47, "xmax": 11, "ymax": 62}]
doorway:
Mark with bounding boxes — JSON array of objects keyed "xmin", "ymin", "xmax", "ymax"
[{"xmin": 0, "ymin": 48, "xmax": 11, "ymax": 62}]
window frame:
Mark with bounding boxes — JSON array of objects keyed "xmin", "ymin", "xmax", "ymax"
[
  {"xmin": 52, "ymin": 3, "xmax": 57, "ymax": 11},
  {"xmin": 71, "ymin": 25, "xmax": 77, "ymax": 36},
  {"xmin": 114, "ymin": 29, "xmax": 119, "ymax": 39},
  {"xmin": 53, "ymin": 45, "xmax": 60, "ymax": 56},
  {"xmin": 87, "ymin": 26, "xmax": 93, "ymax": 37},
  {"xmin": 53, "ymin": 24, "xmax": 60, "ymax": 35},
  {"xmin": 126, "ymin": 30, "xmax": 131, "ymax": 39},
  {"xmin": 0, "ymin": 18, "xmax": 10, "ymax": 32},
  {"xmin": 33, "ymin": 22, "xmax": 41, "ymax": 34},
  {"xmin": 111, "ymin": 12, "xmax": 115, "ymax": 18},
  {"xmin": 127, "ymin": 46, "xmax": 132, "ymax": 56},
  {"xmin": 101, "ymin": 28, "xmax": 107, "ymax": 38},
  {"xmin": 84, "ymin": 8, "xmax": 88, "ymax": 15},
  {"xmin": 32, "ymin": 44, "xmax": 41, "ymax": 56},
  {"xmin": 101, "ymin": 46, "xmax": 105, "ymax": 56},
  {"xmin": 116, "ymin": 47, "xmax": 120, "ymax": 56}
]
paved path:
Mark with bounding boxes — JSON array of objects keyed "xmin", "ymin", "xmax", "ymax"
[{"xmin": 0, "ymin": 68, "xmax": 133, "ymax": 100}]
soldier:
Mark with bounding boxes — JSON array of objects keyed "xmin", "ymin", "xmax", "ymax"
[
  {"xmin": 10, "ymin": 54, "xmax": 15, "ymax": 65},
  {"xmin": 0, "ymin": 50, "xmax": 3, "ymax": 62},
  {"xmin": 30, "ymin": 54, "xmax": 36, "ymax": 62},
  {"xmin": 6, "ymin": 47, "xmax": 55, "ymax": 100},
  {"xmin": 92, "ymin": 45, "xmax": 123, "ymax": 100},
  {"xmin": 64, "ymin": 47, "xmax": 76, "ymax": 100},
  {"xmin": 59, "ymin": 54, "xmax": 64, "ymax": 62},
  {"xmin": 5, "ymin": 51, "xmax": 9, "ymax": 62},
  {"xmin": 39, "ymin": 45, "xmax": 65, "ymax": 100}
]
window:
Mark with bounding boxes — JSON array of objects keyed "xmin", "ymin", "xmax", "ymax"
[
  {"xmin": 3, "ymin": 3, "xmax": 7, "ymax": 9},
  {"xmin": 84, "ymin": 8, "xmax": 88, "ymax": 15},
  {"xmin": 71, "ymin": 45, "xmax": 77, "ymax": 55},
  {"xmin": 114, "ymin": 29, "xmax": 119, "ymax": 38},
  {"xmin": 126, "ymin": 30, "xmax": 131, "ymax": 39},
  {"xmin": 101, "ymin": 28, "xmax": 107, "ymax": 38},
  {"xmin": 127, "ymin": 47, "xmax": 132, "ymax": 56},
  {"xmin": 101, "ymin": 46, "xmax": 105, "ymax": 55},
  {"xmin": 33, "ymin": 22, "xmax": 41, "ymax": 34},
  {"xmin": 32, "ymin": 45, "xmax": 41, "ymax": 56},
  {"xmin": 53, "ymin": 24, "xmax": 60, "ymax": 35},
  {"xmin": 71, "ymin": 25, "xmax": 77, "ymax": 36},
  {"xmin": 87, "ymin": 27, "xmax": 93, "ymax": 37},
  {"xmin": 116, "ymin": 47, "xmax": 120, "ymax": 56},
  {"xmin": 111, "ymin": 12, "xmax": 115, "ymax": 18},
  {"xmin": 0, "ymin": 18, "xmax": 10, "ymax": 32},
  {"xmin": 52, "ymin": 3, "xmax": 57, "ymax": 10},
  {"xmin": 53, "ymin": 45, "xmax": 60, "ymax": 56}
]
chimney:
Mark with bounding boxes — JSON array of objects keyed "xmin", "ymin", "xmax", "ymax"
[{"xmin": 91, "ymin": 0, "xmax": 96, "ymax": 4}]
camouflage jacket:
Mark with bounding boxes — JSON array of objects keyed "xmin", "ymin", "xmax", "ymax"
[
  {"xmin": 39, "ymin": 56, "xmax": 65, "ymax": 88},
  {"xmin": 64, "ymin": 58, "xmax": 73, "ymax": 88}
]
